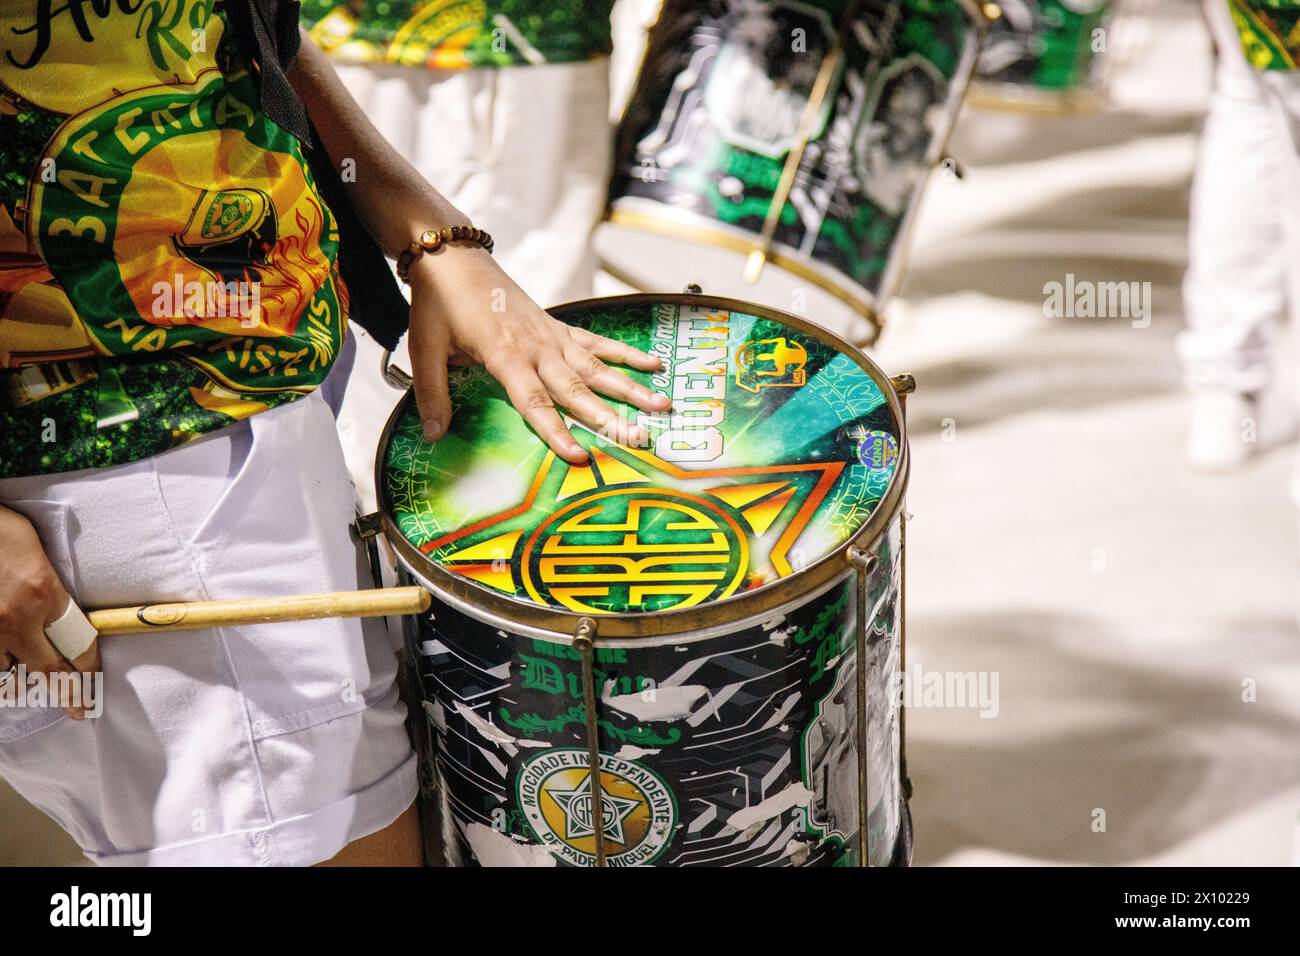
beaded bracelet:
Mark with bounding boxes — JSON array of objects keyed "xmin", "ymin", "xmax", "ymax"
[{"xmin": 396, "ymin": 225, "xmax": 495, "ymax": 284}]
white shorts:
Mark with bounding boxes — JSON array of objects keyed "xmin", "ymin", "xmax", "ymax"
[
  {"xmin": 1178, "ymin": 0, "xmax": 1300, "ymax": 393},
  {"xmin": 0, "ymin": 390, "xmax": 417, "ymax": 866}
]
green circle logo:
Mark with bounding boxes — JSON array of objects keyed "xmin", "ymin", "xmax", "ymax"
[{"xmin": 516, "ymin": 749, "xmax": 676, "ymax": 867}]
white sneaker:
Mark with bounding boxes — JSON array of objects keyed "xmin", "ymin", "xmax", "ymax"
[
  {"xmin": 1187, "ymin": 385, "xmax": 1297, "ymax": 472},
  {"xmin": 1187, "ymin": 390, "xmax": 1257, "ymax": 472}
]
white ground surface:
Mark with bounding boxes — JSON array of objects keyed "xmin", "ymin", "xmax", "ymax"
[
  {"xmin": 876, "ymin": 0, "xmax": 1300, "ymax": 865},
  {"xmin": 4, "ymin": 0, "xmax": 1297, "ymax": 867}
]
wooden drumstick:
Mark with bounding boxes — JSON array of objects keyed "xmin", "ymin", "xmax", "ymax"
[{"xmin": 87, "ymin": 586, "xmax": 432, "ymax": 636}]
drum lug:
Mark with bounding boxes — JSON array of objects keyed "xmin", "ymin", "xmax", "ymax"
[
  {"xmin": 938, "ymin": 155, "xmax": 965, "ymax": 181},
  {"xmin": 381, "ymin": 350, "xmax": 414, "ymax": 391},
  {"xmin": 354, "ymin": 511, "xmax": 383, "ymax": 538},
  {"xmin": 573, "ymin": 616, "xmax": 609, "ymax": 868},
  {"xmin": 890, "ymin": 372, "xmax": 917, "ymax": 396},
  {"xmin": 353, "ymin": 511, "xmax": 386, "ymax": 591},
  {"xmin": 683, "ymin": 283, "xmax": 703, "ymax": 295}
]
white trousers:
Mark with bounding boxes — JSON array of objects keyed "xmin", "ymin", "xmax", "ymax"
[
  {"xmin": 332, "ymin": 59, "xmax": 614, "ymax": 510},
  {"xmin": 1178, "ymin": 0, "xmax": 1300, "ymax": 394},
  {"xmin": 0, "ymin": 392, "xmax": 416, "ymax": 865}
]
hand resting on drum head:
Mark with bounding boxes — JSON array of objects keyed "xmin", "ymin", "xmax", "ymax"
[
  {"xmin": 402, "ymin": 246, "xmax": 671, "ymax": 464},
  {"xmin": 291, "ymin": 34, "xmax": 671, "ymax": 466}
]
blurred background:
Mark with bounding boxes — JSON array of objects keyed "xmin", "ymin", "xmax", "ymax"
[
  {"xmin": 874, "ymin": 0, "xmax": 1300, "ymax": 865},
  {"xmin": 5, "ymin": 0, "xmax": 1299, "ymax": 866}
]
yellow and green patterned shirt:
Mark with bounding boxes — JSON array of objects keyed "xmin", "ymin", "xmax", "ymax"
[
  {"xmin": 301, "ymin": 0, "xmax": 615, "ymax": 68},
  {"xmin": 1231, "ymin": 0, "xmax": 1300, "ymax": 69},
  {"xmin": 0, "ymin": 0, "xmax": 348, "ymax": 479}
]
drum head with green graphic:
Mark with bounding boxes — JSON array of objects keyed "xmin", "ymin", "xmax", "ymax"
[{"xmin": 380, "ymin": 295, "xmax": 903, "ymax": 619}]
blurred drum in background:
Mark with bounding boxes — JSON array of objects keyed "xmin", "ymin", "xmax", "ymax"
[
  {"xmin": 595, "ymin": 0, "xmax": 984, "ymax": 346},
  {"xmin": 971, "ymin": 0, "xmax": 1112, "ymax": 111},
  {"xmin": 374, "ymin": 292, "xmax": 914, "ymax": 866}
]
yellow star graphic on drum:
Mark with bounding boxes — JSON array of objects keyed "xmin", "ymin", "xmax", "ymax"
[
  {"xmin": 517, "ymin": 749, "xmax": 676, "ymax": 866},
  {"xmin": 548, "ymin": 772, "xmax": 642, "ymax": 845},
  {"xmin": 419, "ymin": 433, "xmax": 844, "ymax": 615}
]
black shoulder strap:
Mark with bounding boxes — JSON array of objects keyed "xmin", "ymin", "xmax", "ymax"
[
  {"xmin": 305, "ymin": 119, "xmax": 412, "ymax": 351},
  {"xmin": 224, "ymin": 0, "xmax": 411, "ymax": 351},
  {"xmin": 225, "ymin": 0, "xmax": 311, "ymax": 142}
]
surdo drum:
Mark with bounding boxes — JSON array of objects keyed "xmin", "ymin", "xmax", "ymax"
[
  {"xmin": 597, "ymin": 0, "xmax": 984, "ymax": 345},
  {"xmin": 971, "ymin": 0, "xmax": 1112, "ymax": 111},
  {"xmin": 376, "ymin": 293, "xmax": 914, "ymax": 867}
]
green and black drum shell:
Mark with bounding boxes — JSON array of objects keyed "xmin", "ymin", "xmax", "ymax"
[
  {"xmin": 378, "ymin": 294, "xmax": 911, "ymax": 866},
  {"xmin": 972, "ymin": 0, "xmax": 1112, "ymax": 110},
  {"xmin": 604, "ymin": 0, "xmax": 984, "ymax": 329}
]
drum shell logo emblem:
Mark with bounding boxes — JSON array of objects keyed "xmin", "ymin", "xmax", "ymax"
[{"xmin": 516, "ymin": 749, "xmax": 677, "ymax": 867}]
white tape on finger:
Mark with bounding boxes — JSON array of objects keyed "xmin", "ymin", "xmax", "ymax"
[{"xmin": 44, "ymin": 599, "xmax": 98, "ymax": 661}]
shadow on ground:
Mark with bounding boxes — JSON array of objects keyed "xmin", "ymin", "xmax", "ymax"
[{"xmin": 907, "ymin": 611, "xmax": 1300, "ymax": 865}]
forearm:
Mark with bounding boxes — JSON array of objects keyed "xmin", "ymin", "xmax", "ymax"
[
  {"xmin": 287, "ymin": 31, "xmax": 471, "ymax": 258},
  {"xmin": 284, "ymin": 30, "xmax": 665, "ymax": 465}
]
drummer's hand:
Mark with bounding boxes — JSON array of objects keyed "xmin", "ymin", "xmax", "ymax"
[
  {"xmin": 0, "ymin": 506, "xmax": 99, "ymax": 720},
  {"xmin": 406, "ymin": 247, "xmax": 671, "ymax": 464}
]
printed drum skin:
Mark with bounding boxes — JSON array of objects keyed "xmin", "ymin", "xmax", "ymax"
[{"xmin": 379, "ymin": 294, "xmax": 910, "ymax": 866}]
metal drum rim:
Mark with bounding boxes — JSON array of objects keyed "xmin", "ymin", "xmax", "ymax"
[
  {"xmin": 601, "ymin": 202, "xmax": 880, "ymax": 325},
  {"xmin": 375, "ymin": 291, "xmax": 910, "ymax": 639},
  {"xmin": 399, "ymin": 559, "xmax": 886, "ymax": 648}
]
